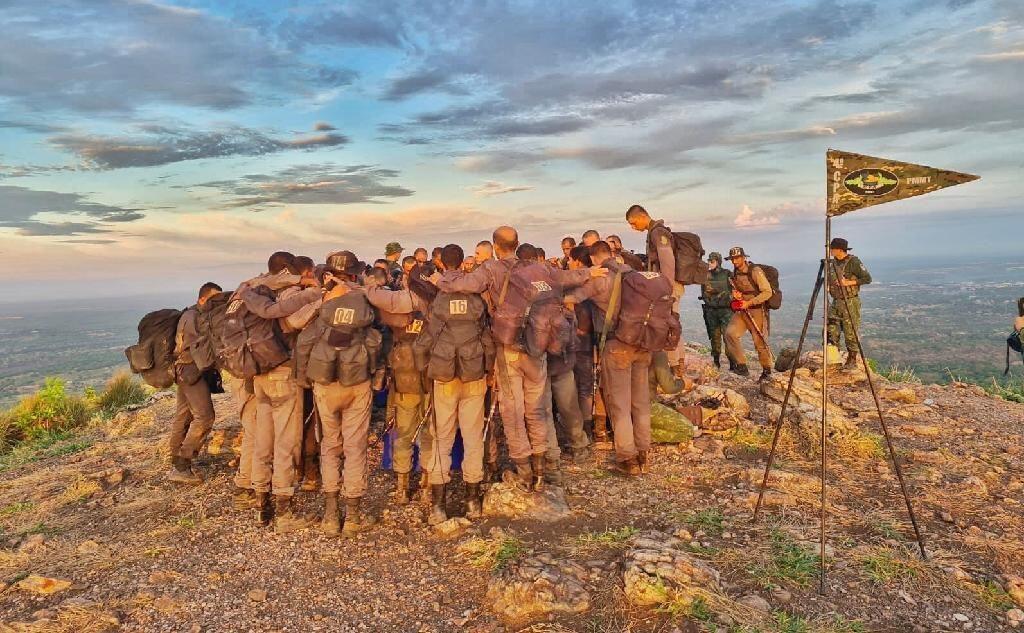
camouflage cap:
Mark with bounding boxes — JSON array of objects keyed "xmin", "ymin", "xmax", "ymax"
[
  {"xmin": 384, "ymin": 241, "xmax": 404, "ymax": 256},
  {"xmin": 708, "ymin": 251, "xmax": 723, "ymax": 263},
  {"xmin": 325, "ymin": 250, "xmax": 363, "ymax": 276},
  {"xmin": 728, "ymin": 246, "xmax": 748, "ymax": 259}
]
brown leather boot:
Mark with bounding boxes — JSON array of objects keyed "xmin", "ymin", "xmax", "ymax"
[
  {"xmin": 427, "ymin": 484, "xmax": 447, "ymax": 526},
  {"xmin": 393, "ymin": 472, "xmax": 411, "ymax": 505},
  {"xmin": 321, "ymin": 492, "xmax": 341, "ymax": 536},
  {"xmin": 530, "ymin": 453, "xmax": 545, "ymax": 492},
  {"xmin": 273, "ymin": 495, "xmax": 311, "ymax": 534},
  {"xmin": 254, "ymin": 492, "xmax": 271, "ymax": 527},
  {"xmin": 844, "ymin": 351, "xmax": 859, "ymax": 370},
  {"xmin": 465, "ymin": 483, "xmax": 482, "ymax": 519},
  {"xmin": 636, "ymin": 450, "xmax": 649, "ymax": 474},
  {"xmin": 342, "ymin": 497, "xmax": 377, "ymax": 537}
]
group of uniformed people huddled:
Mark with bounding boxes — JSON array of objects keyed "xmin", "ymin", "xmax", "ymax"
[{"xmin": 159, "ymin": 204, "xmax": 870, "ymax": 536}]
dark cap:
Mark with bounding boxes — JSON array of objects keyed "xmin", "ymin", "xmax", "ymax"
[
  {"xmin": 728, "ymin": 246, "xmax": 748, "ymax": 259},
  {"xmin": 325, "ymin": 250, "xmax": 363, "ymax": 276},
  {"xmin": 829, "ymin": 238, "xmax": 851, "ymax": 251}
]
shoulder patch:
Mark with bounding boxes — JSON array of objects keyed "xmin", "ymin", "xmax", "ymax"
[{"xmin": 660, "ymin": 235, "xmax": 670, "ymax": 246}]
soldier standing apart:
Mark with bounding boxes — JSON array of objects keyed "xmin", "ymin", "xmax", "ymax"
[
  {"xmin": 827, "ymin": 238, "xmax": 872, "ymax": 370},
  {"xmin": 700, "ymin": 252, "xmax": 736, "ymax": 370},
  {"xmin": 625, "ymin": 205, "xmax": 686, "ymax": 377},
  {"xmin": 167, "ymin": 282, "xmax": 222, "ymax": 484},
  {"xmin": 414, "ymin": 244, "xmax": 494, "ymax": 524},
  {"xmin": 724, "ymin": 247, "xmax": 773, "ymax": 381}
]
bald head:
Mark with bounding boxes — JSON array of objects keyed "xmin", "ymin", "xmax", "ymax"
[{"xmin": 493, "ymin": 226, "xmax": 519, "ymax": 257}]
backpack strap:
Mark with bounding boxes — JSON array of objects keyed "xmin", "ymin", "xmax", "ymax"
[
  {"xmin": 597, "ymin": 271, "xmax": 623, "ymax": 355},
  {"xmin": 496, "ymin": 260, "xmax": 516, "ymax": 307}
]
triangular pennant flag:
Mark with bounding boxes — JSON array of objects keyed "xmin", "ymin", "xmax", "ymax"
[{"xmin": 826, "ymin": 149, "xmax": 979, "ymax": 217}]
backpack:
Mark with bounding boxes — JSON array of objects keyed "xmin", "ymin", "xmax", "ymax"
[
  {"xmin": 297, "ymin": 292, "xmax": 381, "ymax": 387},
  {"xmin": 219, "ymin": 286, "xmax": 290, "ymax": 379},
  {"xmin": 614, "ymin": 270, "xmax": 682, "ymax": 353},
  {"xmin": 671, "ymin": 231, "xmax": 710, "ymax": 286},
  {"xmin": 737, "ymin": 263, "xmax": 783, "ymax": 310},
  {"xmin": 191, "ymin": 291, "xmax": 231, "ymax": 372},
  {"xmin": 491, "ymin": 260, "xmax": 572, "ymax": 357},
  {"xmin": 125, "ymin": 308, "xmax": 182, "ymax": 388},
  {"xmin": 414, "ymin": 292, "xmax": 495, "ymax": 383},
  {"xmin": 1006, "ymin": 329, "xmax": 1023, "ymax": 375},
  {"xmin": 388, "ymin": 312, "xmax": 427, "ymax": 394}
]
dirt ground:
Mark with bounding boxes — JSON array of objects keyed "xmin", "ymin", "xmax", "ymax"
[{"xmin": 0, "ymin": 353, "xmax": 1022, "ymax": 632}]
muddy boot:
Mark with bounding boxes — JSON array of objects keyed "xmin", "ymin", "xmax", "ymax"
[
  {"xmin": 615, "ymin": 458, "xmax": 641, "ymax": 476},
  {"xmin": 300, "ymin": 459, "xmax": 320, "ymax": 492},
  {"xmin": 636, "ymin": 450, "xmax": 649, "ymax": 474},
  {"xmin": 530, "ymin": 453, "xmax": 545, "ymax": 492},
  {"xmin": 593, "ymin": 416, "xmax": 610, "ymax": 444},
  {"xmin": 732, "ymin": 364, "xmax": 750, "ymax": 377},
  {"xmin": 393, "ymin": 472, "xmax": 411, "ymax": 505},
  {"xmin": 418, "ymin": 472, "xmax": 432, "ymax": 503},
  {"xmin": 507, "ymin": 458, "xmax": 533, "ymax": 490},
  {"xmin": 321, "ymin": 492, "xmax": 341, "ymax": 536},
  {"xmin": 233, "ymin": 486, "xmax": 256, "ymax": 510},
  {"xmin": 583, "ymin": 418, "xmax": 595, "ymax": 442},
  {"xmin": 428, "ymin": 484, "xmax": 447, "ymax": 526},
  {"xmin": 844, "ymin": 351, "xmax": 859, "ymax": 371},
  {"xmin": 465, "ymin": 483, "xmax": 482, "ymax": 519},
  {"xmin": 255, "ymin": 492, "xmax": 272, "ymax": 527},
  {"xmin": 167, "ymin": 457, "xmax": 202, "ymax": 485},
  {"xmin": 342, "ymin": 497, "xmax": 377, "ymax": 537},
  {"xmin": 728, "ymin": 358, "xmax": 737, "ymax": 372},
  {"xmin": 544, "ymin": 457, "xmax": 563, "ymax": 487},
  {"xmin": 758, "ymin": 368, "xmax": 772, "ymax": 382},
  {"xmin": 572, "ymin": 445, "xmax": 592, "ymax": 463},
  {"xmin": 484, "ymin": 460, "xmax": 501, "ymax": 483},
  {"xmin": 273, "ymin": 495, "xmax": 310, "ymax": 534},
  {"xmin": 712, "ymin": 355, "xmax": 721, "ymax": 369}
]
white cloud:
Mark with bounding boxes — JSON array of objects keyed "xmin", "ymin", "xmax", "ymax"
[
  {"xmin": 734, "ymin": 204, "xmax": 780, "ymax": 228},
  {"xmin": 466, "ymin": 180, "xmax": 534, "ymax": 196}
]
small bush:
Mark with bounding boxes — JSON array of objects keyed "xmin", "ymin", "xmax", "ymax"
[
  {"xmin": 96, "ymin": 372, "xmax": 149, "ymax": 415},
  {"xmin": 984, "ymin": 377, "xmax": 1024, "ymax": 404},
  {"xmin": 4, "ymin": 378, "xmax": 91, "ymax": 446}
]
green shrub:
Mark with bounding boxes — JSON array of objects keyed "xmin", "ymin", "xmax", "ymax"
[
  {"xmin": 96, "ymin": 372, "xmax": 149, "ymax": 415},
  {"xmin": 5, "ymin": 378, "xmax": 91, "ymax": 444}
]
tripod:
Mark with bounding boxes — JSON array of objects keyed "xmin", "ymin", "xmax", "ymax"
[{"xmin": 751, "ymin": 221, "xmax": 926, "ymax": 595}]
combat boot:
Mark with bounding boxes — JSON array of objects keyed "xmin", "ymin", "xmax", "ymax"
[
  {"xmin": 394, "ymin": 472, "xmax": 411, "ymax": 505},
  {"xmin": 615, "ymin": 458, "xmax": 641, "ymax": 476},
  {"xmin": 465, "ymin": 483, "xmax": 482, "ymax": 519},
  {"xmin": 232, "ymin": 486, "xmax": 256, "ymax": 510},
  {"xmin": 300, "ymin": 459, "xmax": 320, "ymax": 492},
  {"xmin": 428, "ymin": 484, "xmax": 447, "ymax": 526},
  {"xmin": 321, "ymin": 492, "xmax": 341, "ymax": 536},
  {"xmin": 273, "ymin": 495, "xmax": 310, "ymax": 534},
  {"xmin": 530, "ymin": 453, "xmax": 545, "ymax": 492},
  {"xmin": 572, "ymin": 445, "xmax": 592, "ymax": 463},
  {"xmin": 507, "ymin": 457, "xmax": 533, "ymax": 490},
  {"xmin": 544, "ymin": 457, "xmax": 563, "ymax": 487},
  {"xmin": 728, "ymin": 358, "xmax": 737, "ymax": 372},
  {"xmin": 712, "ymin": 355, "xmax": 721, "ymax": 369},
  {"xmin": 732, "ymin": 364, "xmax": 750, "ymax": 376},
  {"xmin": 593, "ymin": 415, "xmax": 610, "ymax": 444},
  {"xmin": 342, "ymin": 497, "xmax": 377, "ymax": 537},
  {"xmin": 636, "ymin": 450, "xmax": 649, "ymax": 474},
  {"xmin": 843, "ymin": 351, "xmax": 859, "ymax": 371},
  {"xmin": 254, "ymin": 492, "xmax": 271, "ymax": 527},
  {"xmin": 758, "ymin": 368, "xmax": 771, "ymax": 382},
  {"xmin": 167, "ymin": 457, "xmax": 202, "ymax": 485}
]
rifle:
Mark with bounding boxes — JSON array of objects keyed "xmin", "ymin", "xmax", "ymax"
[
  {"xmin": 738, "ymin": 306, "xmax": 776, "ymax": 366},
  {"xmin": 482, "ymin": 375, "xmax": 498, "ymax": 454},
  {"xmin": 591, "ymin": 271, "xmax": 623, "ymax": 420}
]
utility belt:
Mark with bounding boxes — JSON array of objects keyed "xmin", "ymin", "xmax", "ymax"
[{"xmin": 829, "ymin": 285, "xmax": 860, "ymax": 299}]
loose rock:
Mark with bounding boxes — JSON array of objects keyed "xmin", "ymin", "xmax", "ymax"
[
  {"xmin": 483, "ymin": 480, "xmax": 571, "ymax": 521},
  {"xmin": 622, "ymin": 530, "xmax": 720, "ymax": 608},
  {"xmin": 486, "ymin": 554, "xmax": 591, "ymax": 625}
]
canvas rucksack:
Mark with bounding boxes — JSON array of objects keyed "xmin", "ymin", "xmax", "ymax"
[
  {"xmin": 297, "ymin": 291, "xmax": 381, "ymax": 387},
  {"xmin": 414, "ymin": 292, "xmax": 494, "ymax": 383},
  {"xmin": 735, "ymin": 263, "xmax": 783, "ymax": 310},
  {"xmin": 613, "ymin": 270, "xmax": 682, "ymax": 353},
  {"xmin": 219, "ymin": 286, "xmax": 291, "ymax": 379},
  {"xmin": 671, "ymin": 231, "xmax": 710, "ymax": 286},
  {"xmin": 125, "ymin": 308, "xmax": 182, "ymax": 389},
  {"xmin": 190, "ymin": 291, "xmax": 231, "ymax": 372},
  {"xmin": 491, "ymin": 259, "xmax": 572, "ymax": 357},
  {"xmin": 387, "ymin": 311, "xmax": 427, "ymax": 394}
]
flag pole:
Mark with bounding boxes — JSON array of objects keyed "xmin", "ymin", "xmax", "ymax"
[{"xmin": 820, "ymin": 214, "xmax": 830, "ymax": 595}]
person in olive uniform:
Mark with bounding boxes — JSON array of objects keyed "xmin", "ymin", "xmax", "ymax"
[
  {"xmin": 826, "ymin": 238, "xmax": 872, "ymax": 370},
  {"xmin": 700, "ymin": 252, "xmax": 736, "ymax": 370}
]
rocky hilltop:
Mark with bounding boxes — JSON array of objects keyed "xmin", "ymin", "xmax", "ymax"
[{"xmin": 0, "ymin": 348, "xmax": 1022, "ymax": 632}]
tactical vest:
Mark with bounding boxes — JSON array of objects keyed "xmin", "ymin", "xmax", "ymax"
[
  {"xmin": 298, "ymin": 291, "xmax": 381, "ymax": 387},
  {"xmin": 701, "ymin": 268, "xmax": 732, "ymax": 309},
  {"xmin": 614, "ymin": 270, "xmax": 681, "ymax": 353},
  {"xmin": 414, "ymin": 291, "xmax": 494, "ymax": 383},
  {"xmin": 491, "ymin": 259, "xmax": 571, "ymax": 357},
  {"xmin": 829, "ymin": 257, "xmax": 860, "ymax": 298},
  {"xmin": 219, "ymin": 286, "xmax": 290, "ymax": 379},
  {"xmin": 732, "ymin": 266, "xmax": 762, "ymax": 299}
]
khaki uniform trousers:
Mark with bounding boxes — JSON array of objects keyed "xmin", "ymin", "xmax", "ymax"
[
  {"xmin": 392, "ymin": 391, "xmax": 424, "ymax": 475},
  {"xmin": 725, "ymin": 308, "xmax": 772, "ymax": 370},
  {"xmin": 494, "ymin": 346, "xmax": 549, "ymax": 460},
  {"xmin": 426, "ymin": 378, "xmax": 486, "ymax": 485},
  {"xmin": 313, "ymin": 380, "xmax": 372, "ymax": 498},
  {"xmin": 231, "ymin": 377, "xmax": 257, "ymax": 489},
  {"xmin": 170, "ymin": 374, "xmax": 215, "ymax": 460},
  {"xmin": 251, "ymin": 365, "xmax": 303, "ymax": 496},
  {"xmin": 601, "ymin": 339, "xmax": 653, "ymax": 463},
  {"xmin": 545, "ymin": 370, "xmax": 589, "ymax": 457},
  {"xmin": 666, "ymin": 282, "xmax": 686, "ymax": 366}
]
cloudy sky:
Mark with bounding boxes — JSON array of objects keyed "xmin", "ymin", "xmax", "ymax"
[{"xmin": 1, "ymin": 0, "xmax": 1021, "ymax": 300}]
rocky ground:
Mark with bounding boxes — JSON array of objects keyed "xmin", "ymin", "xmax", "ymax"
[{"xmin": 0, "ymin": 347, "xmax": 1022, "ymax": 632}]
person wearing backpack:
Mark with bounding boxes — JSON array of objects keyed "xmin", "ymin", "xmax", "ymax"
[
  {"xmin": 432, "ymin": 226, "xmax": 606, "ymax": 490},
  {"xmin": 700, "ymin": 252, "xmax": 737, "ymax": 370},
  {"xmin": 565, "ymin": 241, "xmax": 680, "ymax": 475},
  {"xmin": 295, "ymin": 251, "xmax": 381, "ymax": 537},
  {"xmin": 166, "ymin": 282, "xmax": 223, "ymax": 484},
  {"xmin": 724, "ymin": 247, "xmax": 774, "ymax": 381},
  {"xmin": 826, "ymin": 238, "xmax": 872, "ymax": 370},
  {"xmin": 625, "ymin": 205, "xmax": 690, "ymax": 377},
  {"xmin": 412, "ymin": 244, "xmax": 495, "ymax": 524},
  {"xmin": 232, "ymin": 252, "xmax": 321, "ymax": 532}
]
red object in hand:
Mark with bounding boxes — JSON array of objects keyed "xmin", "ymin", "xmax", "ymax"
[{"xmin": 731, "ymin": 299, "xmax": 745, "ymax": 312}]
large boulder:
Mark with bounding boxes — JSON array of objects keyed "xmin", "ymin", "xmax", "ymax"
[
  {"xmin": 483, "ymin": 480, "xmax": 571, "ymax": 521},
  {"xmin": 761, "ymin": 374, "xmax": 858, "ymax": 443},
  {"xmin": 622, "ymin": 530, "xmax": 721, "ymax": 608},
  {"xmin": 487, "ymin": 553, "xmax": 591, "ymax": 625}
]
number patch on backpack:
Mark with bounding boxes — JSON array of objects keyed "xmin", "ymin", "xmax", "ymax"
[
  {"xmin": 332, "ymin": 307, "xmax": 355, "ymax": 325},
  {"xmin": 406, "ymin": 319, "xmax": 423, "ymax": 334},
  {"xmin": 531, "ymin": 281, "xmax": 552, "ymax": 292},
  {"xmin": 449, "ymin": 300, "xmax": 468, "ymax": 315},
  {"xmin": 639, "ymin": 272, "xmax": 661, "ymax": 280},
  {"xmin": 226, "ymin": 299, "xmax": 244, "ymax": 314}
]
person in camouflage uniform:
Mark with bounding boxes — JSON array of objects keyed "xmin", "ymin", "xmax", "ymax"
[
  {"xmin": 700, "ymin": 252, "xmax": 736, "ymax": 370},
  {"xmin": 827, "ymin": 238, "xmax": 872, "ymax": 370}
]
